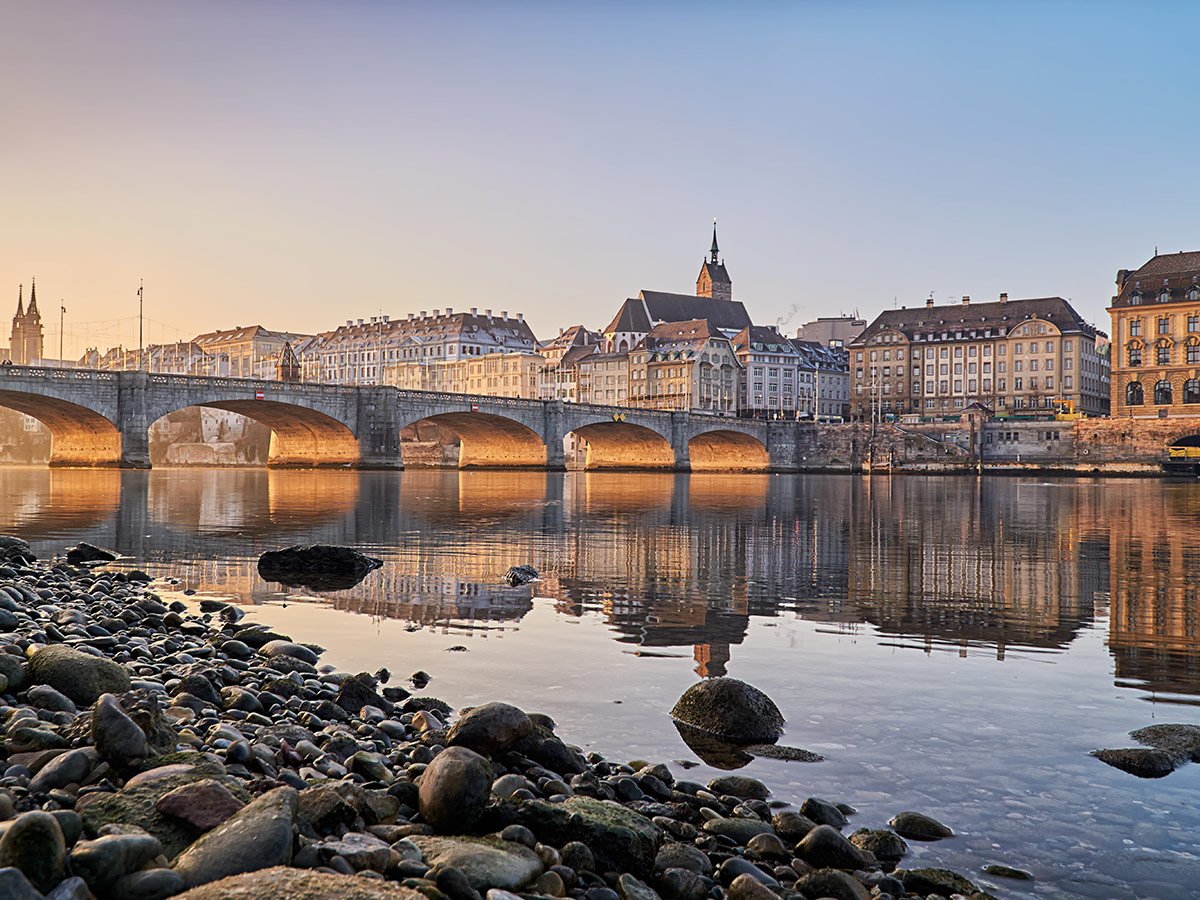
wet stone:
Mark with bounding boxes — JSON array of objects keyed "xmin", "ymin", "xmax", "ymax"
[{"xmin": 0, "ymin": 810, "xmax": 66, "ymax": 893}]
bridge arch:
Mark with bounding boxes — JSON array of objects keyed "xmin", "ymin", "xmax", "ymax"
[
  {"xmin": 688, "ymin": 429, "xmax": 769, "ymax": 471},
  {"xmin": 148, "ymin": 400, "xmax": 360, "ymax": 468},
  {"xmin": 568, "ymin": 421, "xmax": 675, "ymax": 469},
  {"xmin": 0, "ymin": 389, "xmax": 123, "ymax": 466},
  {"xmin": 400, "ymin": 411, "xmax": 547, "ymax": 468}
]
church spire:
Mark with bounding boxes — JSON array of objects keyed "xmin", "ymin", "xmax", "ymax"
[
  {"xmin": 27, "ymin": 278, "xmax": 38, "ymax": 316},
  {"xmin": 710, "ymin": 221, "xmax": 720, "ymax": 264},
  {"xmin": 14, "ymin": 284, "xmax": 23, "ymax": 319}
]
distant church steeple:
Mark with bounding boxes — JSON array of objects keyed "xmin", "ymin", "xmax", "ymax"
[
  {"xmin": 10, "ymin": 279, "xmax": 44, "ymax": 365},
  {"xmin": 697, "ymin": 221, "xmax": 732, "ymax": 301}
]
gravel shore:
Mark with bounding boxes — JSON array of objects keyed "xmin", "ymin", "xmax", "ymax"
[{"xmin": 0, "ymin": 537, "xmax": 1008, "ymax": 900}]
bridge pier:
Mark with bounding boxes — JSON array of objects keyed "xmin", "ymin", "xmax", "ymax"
[
  {"xmin": 670, "ymin": 411, "xmax": 692, "ymax": 472},
  {"xmin": 117, "ymin": 372, "xmax": 151, "ymax": 469},
  {"xmin": 356, "ymin": 387, "xmax": 403, "ymax": 470},
  {"xmin": 543, "ymin": 401, "xmax": 566, "ymax": 470},
  {"xmin": 766, "ymin": 421, "xmax": 799, "ymax": 473}
]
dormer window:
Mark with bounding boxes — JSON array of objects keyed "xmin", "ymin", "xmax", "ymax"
[
  {"xmin": 1130, "ymin": 292, "xmax": 1142, "ymax": 305},
  {"xmin": 1159, "ymin": 290, "xmax": 1171, "ymax": 303},
  {"xmin": 1189, "ymin": 287, "xmax": 1198, "ymax": 302}
]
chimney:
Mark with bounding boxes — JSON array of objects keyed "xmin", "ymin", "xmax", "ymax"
[
  {"xmin": 357, "ymin": 318, "xmax": 364, "ymax": 325},
  {"xmin": 433, "ymin": 309, "xmax": 440, "ymax": 317},
  {"xmin": 501, "ymin": 311, "xmax": 508, "ymax": 321},
  {"xmin": 407, "ymin": 313, "xmax": 414, "ymax": 321},
  {"xmin": 419, "ymin": 311, "xmax": 426, "ymax": 318},
  {"xmin": 370, "ymin": 316, "xmax": 377, "ymax": 324},
  {"xmin": 517, "ymin": 312, "xmax": 523, "ymax": 321},
  {"xmin": 1000, "ymin": 292, "xmax": 1008, "ymax": 303},
  {"xmin": 961, "ymin": 295, "xmax": 970, "ymax": 305},
  {"xmin": 470, "ymin": 307, "xmax": 478, "ymax": 315},
  {"xmin": 346, "ymin": 320, "xmax": 353, "ymax": 326},
  {"xmin": 485, "ymin": 309, "xmax": 493, "ymax": 318},
  {"xmin": 382, "ymin": 315, "xmax": 389, "ymax": 323},
  {"xmin": 446, "ymin": 307, "xmax": 453, "ymax": 315},
  {"xmin": 926, "ymin": 297, "xmax": 934, "ymax": 309}
]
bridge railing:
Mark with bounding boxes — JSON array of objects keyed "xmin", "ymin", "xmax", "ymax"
[{"xmin": 2, "ymin": 365, "xmax": 117, "ymax": 382}]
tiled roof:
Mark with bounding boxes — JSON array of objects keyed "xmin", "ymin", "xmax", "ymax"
[
  {"xmin": 1112, "ymin": 251, "xmax": 1200, "ymax": 308},
  {"xmin": 732, "ymin": 325, "xmax": 799, "ymax": 355},
  {"xmin": 604, "ymin": 293, "xmax": 751, "ymax": 335},
  {"xmin": 849, "ymin": 297, "xmax": 1096, "ymax": 345}
]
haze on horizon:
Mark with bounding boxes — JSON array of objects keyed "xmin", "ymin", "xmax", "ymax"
[{"xmin": 2, "ymin": 0, "xmax": 1197, "ymax": 358}]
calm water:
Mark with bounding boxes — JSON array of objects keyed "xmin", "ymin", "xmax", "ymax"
[{"xmin": 3, "ymin": 467, "xmax": 1200, "ymax": 899}]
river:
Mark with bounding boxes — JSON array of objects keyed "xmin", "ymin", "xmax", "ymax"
[{"xmin": 1, "ymin": 466, "xmax": 1198, "ymax": 899}]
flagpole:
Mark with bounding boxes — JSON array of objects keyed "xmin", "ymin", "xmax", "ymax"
[
  {"xmin": 138, "ymin": 280, "xmax": 144, "ymax": 371},
  {"xmin": 59, "ymin": 302, "xmax": 65, "ymax": 368}
]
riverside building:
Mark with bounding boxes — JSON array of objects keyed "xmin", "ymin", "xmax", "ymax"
[
  {"xmin": 849, "ymin": 295, "xmax": 1110, "ymax": 420},
  {"xmin": 1109, "ymin": 250, "xmax": 1200, "ymax": 416}
]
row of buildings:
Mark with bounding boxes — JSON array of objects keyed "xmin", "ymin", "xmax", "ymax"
[
  {"xmin": 21, "ymin": 237, "xmax": 1200, "ymax": 423},
  {"xmin": 5, "ymin": 229, "xmax": 853, "ymax": 419}
]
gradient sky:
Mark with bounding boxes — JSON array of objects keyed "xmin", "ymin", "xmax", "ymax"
[{"xmin": 3, "ymin": 1, "xmax": 1198, "ymax": 357}]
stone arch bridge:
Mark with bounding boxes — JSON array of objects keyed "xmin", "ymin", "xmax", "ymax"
[{"xmin": 0, "ymin": 366, "xmax": 805, "ymax": 471}]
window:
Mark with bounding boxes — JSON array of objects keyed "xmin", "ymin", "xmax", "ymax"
[
  {"xmin": 1125, "ymin": 382, "xmax": 1144, "ymax": 405},
  {"xmin": 1155, "ymin": 380, "xmax": 1173, "ymax": 405},
  {"xmin": 1064, "ymin": 340, "xmax": 1073, "ymax": 351},
  {"xmin": 1159, "ymin": 317, "xmax": 1171, "ymax": 335},
  {"xmin": 1045, "ymin": 377, "xmax": 1053, "ymax": 390},
  {"xmin": 1015, "ymin": 360, "xmax": 1024, "ymax": 372},
  {"xmin": 1189, "ymin": 341, "xmax": 1200, "ymax": 364},
  {"xmin": 1186, "ymin": 379, "xmax": 1200, "ymax": 404},
  {"xmin": 1128, "ymin": 345, "xmax": 1142, "ymax": 367},
  {"xmin": 1030, "ymin": 359, "xmax": 1038, "ymax": 371},
  {"xmin": 999, "ymin": 361, "xmax": 1007, "ymax": 373},
  {"xmin": 1015, "ymin": 343, "xmax": 1023, "ymax": 354},
  {"xmin": 1130, "ymin": 293, "xmax": 1142, "ymax": 305},
  {"xmin": 1029, "ymin": 342, "xmax": 1039, "ymax": 353},
  {"xmin": 1160, "ymin": 290, "xmax": 1171, "ymax": 303},
  {"xmin": 1064, "ymin": 376, "xmax": 1073, "ymax": 389},
  {"xmin": 1130, "ymin": 320, "xmax": 1142, "ymax": 337},
  {"xmin": 940, "ymin": 364, "xmax": 948, "ymax": 375},
  {"xmin": 1157, "ymin": 342, "xmax": 1171, "ymax": 365},
  {"xmin": 1015, "ymin": 377, "xmax": 1023, "ymax": 390}
]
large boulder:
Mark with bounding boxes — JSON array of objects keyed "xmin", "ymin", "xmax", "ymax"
[
  {"xmin": 257, "ymin": 545, "xmax": 382, "ymax": 591},
  {"xmin": 170, "ymin": 867, "xmax": 427, "ymax": 899},
  {"xmin": 418, "ymin": 746, "xmax": 493, "ymax": 833},
  {"xmin": 172, "ymin": 786, "xmax": 297, "ymax": 888},
  {"xmin": 502, "ymin": 565, "xmax": 538, "ymax": 586},
  {"xmin": 447, "ymin": 702, "xmax": 532, "ymax": 755},
  {"xmin": 670, "ymin": 678, "xmax": 783, "ymax": 744},
  {"xmin": 0, "ymin": 810, "xmax": 65, "ymax": 893},
  {"xmin": 411, "ymin": 835, "xmax": 544, "ymax": 891},
  {"xmin": 26, "ymin": 645, "xmax": 131, "ymax": 707},
  {"xmin": 65, "ymin": 541, "xmax": 117, "ymax": 565},
  {"xmin": 898, "ymin": 867, "xmax": 984, "ymax": 898},
  {"xmin": 1091, "ymin": 747, "xmax": 1180, "ymax": 778},
  {"xmin": 1130, "ymin": 723, "xmax": 1200, "ymax": 760},
  {"xmin": 510, "ymin": 796, "xmax": 662, "ymax": 877},
  {"xmin": 0, "ymin": 535, "xmax": 35, "ymax": 566},
  {"xmin": 91, "ymin": 693, "xmax": 150, "ymax": 766}
]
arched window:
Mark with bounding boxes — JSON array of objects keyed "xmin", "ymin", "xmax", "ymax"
[
  {"xmin": 1189, "ymin": 287, "xmax": 1199, "ymax": 302},
  {"xmin": 1158, "ymin": 340, "xmax": 1172, "ymax": 365},
  {"xmin": 1128, "ymin": 343, "xmax": 1143, "ymax": 367},
  {"xmin": 1130, "ymin": 292, "xmax": 1142, "ymax": 305},
  {"xmin": 1160, "ymin": 290, "xmax": 1172, "ymax": 303},
  {"xmin": 1185, "ymin": 379, "xmax": 1200, "ymax": 404},
  {"xmin": 1155, "ymin": 380, "xmax": 1173, "ymax": 405},
  {"xmin": 1126, "ymin": 381, "xmax": 1144, "ymax": 406}
]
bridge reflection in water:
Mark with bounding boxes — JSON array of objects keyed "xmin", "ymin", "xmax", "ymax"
[{"xmin": 4, "ymin": 468, "xmax": 1200, "ymax": 697}]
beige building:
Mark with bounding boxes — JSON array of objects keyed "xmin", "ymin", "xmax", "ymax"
[
  {"xmin": 577, "ymin": 350, "xmax": 629, "ymax": 405},
  {"xmin": 192, "ymin": 325, "xmax": 309, "ymax": 380},
  {"xmin": 629, "ymin": 319, "xmax": 740, "ymax": 412},
  {"xmin": 537, "ymin": 326, "xmax": 601, "ymax": 401},
  {"xmin": 849, "ymin": 295, "xmax": 1110, "ymax": 420},
  {"xmin": 1109, "ymin": 250, "xmax": 1200, "ymax": 416}
]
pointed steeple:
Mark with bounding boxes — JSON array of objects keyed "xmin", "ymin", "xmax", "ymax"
[
  {"xmin": 710, "ymin": 220, "xmax": 720, "ymax": 264},
  {"xmin": 27, "ymin": 278, "xmax": 38, "ymax": 316},
  {"xmin": 14, "ymin": 284, "xmax": 23, "ymax": 319}
]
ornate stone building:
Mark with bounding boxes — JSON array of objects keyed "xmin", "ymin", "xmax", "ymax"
[
  {"xmin": 849, "ymin": 294, "xmax": 1109, "ymax": 420},
  {"xmin": 9, "ymin": 282, "xmax": 43, "ymax": 365},
  {"xmin": 1109, "ymin": 250, "xmax": 1200, "ymax": 416}
]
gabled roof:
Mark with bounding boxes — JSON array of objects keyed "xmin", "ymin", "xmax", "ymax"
[
  {"xmin": 849, "ymin": 297, "xmax": 1096, "ymax": 346},
  {"xmin": 731, "ymin": 325, "xmax": 799, "ymax": 356},
  {"xmin": 1112, "ymin": 251, "xmax": 1200, "ymax": 308},
  {"xmin": 604, "ymin": 292, "xmax": 751, "ymax": 336}
]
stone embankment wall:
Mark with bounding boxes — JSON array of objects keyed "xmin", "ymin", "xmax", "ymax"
[{"xmin": 796, "ymin": 415, "xmax": 1200, "ymax": 475}]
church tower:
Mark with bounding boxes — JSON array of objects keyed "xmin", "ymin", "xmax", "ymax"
[
  {"xmin": 10, "ymin": 281, "xmax": 44, "ymax": 365},
  {"xmin": 696, "ymin": 223, "xmax": 732, "ymax": 301}
]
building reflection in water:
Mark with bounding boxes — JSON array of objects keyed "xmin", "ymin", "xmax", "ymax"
[
  {"xmin": 5, "ymin": 467, "xmax": 1200, "ymax": 695},
  {"xmin": 1106, "ymin": 484, "xmax": 1200, "ymax": 698}
]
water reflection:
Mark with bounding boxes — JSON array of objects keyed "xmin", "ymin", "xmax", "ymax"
[{"xmin": 4, "ymin": 468, "xmax": 1200, "ymax": 698}]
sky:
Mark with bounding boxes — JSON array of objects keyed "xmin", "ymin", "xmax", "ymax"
[{"xmin": 3, "ymin": 0, "xmax": 1199, "ymax": 358}]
